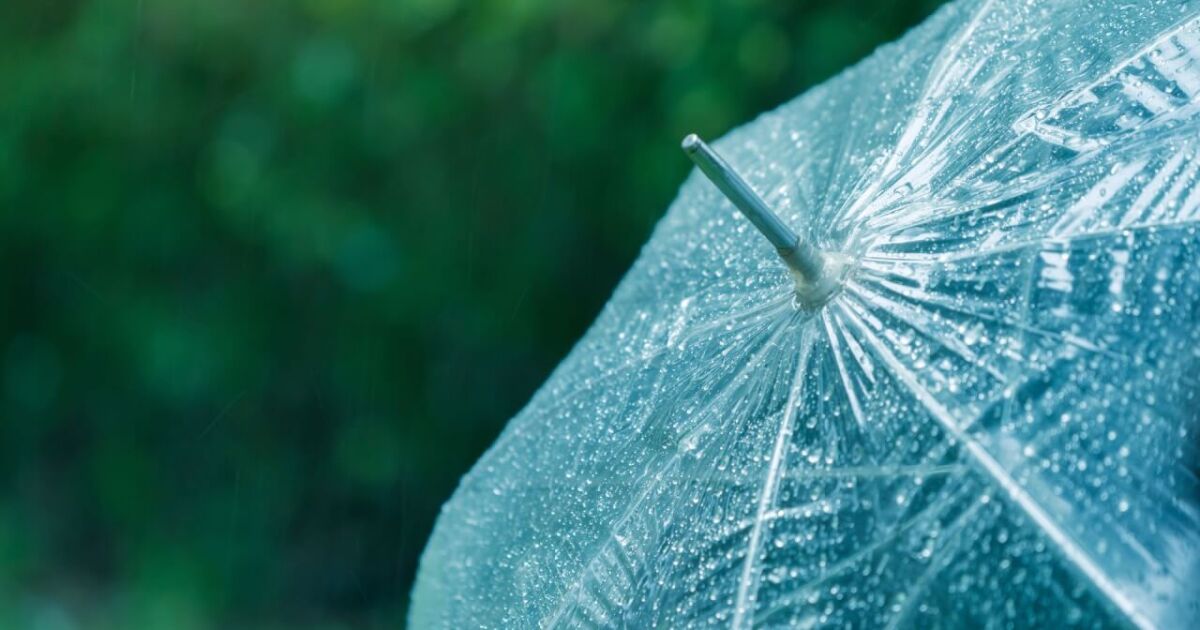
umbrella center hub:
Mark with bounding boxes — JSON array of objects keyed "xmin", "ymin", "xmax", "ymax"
[{"xmin": 790, "ymin": 251, "xmax": 851, "ymax": 310}]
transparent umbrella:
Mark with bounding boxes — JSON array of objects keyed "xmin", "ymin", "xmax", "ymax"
[{"xmin": 412, "ymin": 0, "xmax": 1200, "ymax": 627}]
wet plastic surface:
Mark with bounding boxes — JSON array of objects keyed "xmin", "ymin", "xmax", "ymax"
[{"xmin": 413, "ymin": 0, "xmax": 1200, "ymax": 626}]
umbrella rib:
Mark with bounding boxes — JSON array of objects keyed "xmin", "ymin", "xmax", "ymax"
[
  {"xmin": 843, "ymin": 280, "xmax": 1010, "ymax": 384},
  {"xmin": 847, "ymin": 272, "xmax": 1131, "ymax": 363},
  {"xmin": 731, "ymin": 332, "xmax": 813, "ymax": 630},
  {"xmin": 821, "ymin": 310, "xmax": 871, "ymax": 432},
  {"xmin": 891, "ymin": 214, "xmax": 1200, "ymax": 265},
  {"xmin": 672, "ymin": 293, "xmax": 793, "ymax": 348}
]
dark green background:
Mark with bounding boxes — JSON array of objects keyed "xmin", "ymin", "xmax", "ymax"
[{"xmin": 0, "ymin": 0, "xmax": 943, "ymax": 626}]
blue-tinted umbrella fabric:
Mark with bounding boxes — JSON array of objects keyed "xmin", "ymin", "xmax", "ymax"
[{"xmin": 413, "ymin": 0, "xmax": 1200, "ymax": 627}]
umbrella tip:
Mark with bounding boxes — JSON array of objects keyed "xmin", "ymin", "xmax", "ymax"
[{"xmin": 680, "ymin": 132, "xmax": 846, "ymax": 308}]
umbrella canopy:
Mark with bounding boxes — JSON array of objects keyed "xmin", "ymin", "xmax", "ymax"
[{"xmin": 412, "ymin": 0, "xmax": 1200, "ymax": 627}]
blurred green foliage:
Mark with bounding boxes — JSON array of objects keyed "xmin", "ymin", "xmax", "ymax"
[{"xmin": 0, "ymin": 0, "xmax": 942, "ymax": 626}]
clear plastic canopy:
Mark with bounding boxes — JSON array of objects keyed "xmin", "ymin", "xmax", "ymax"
[{"xmin": 412, "ymin": 0, "xmax": 1200, "ymax": 626}]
